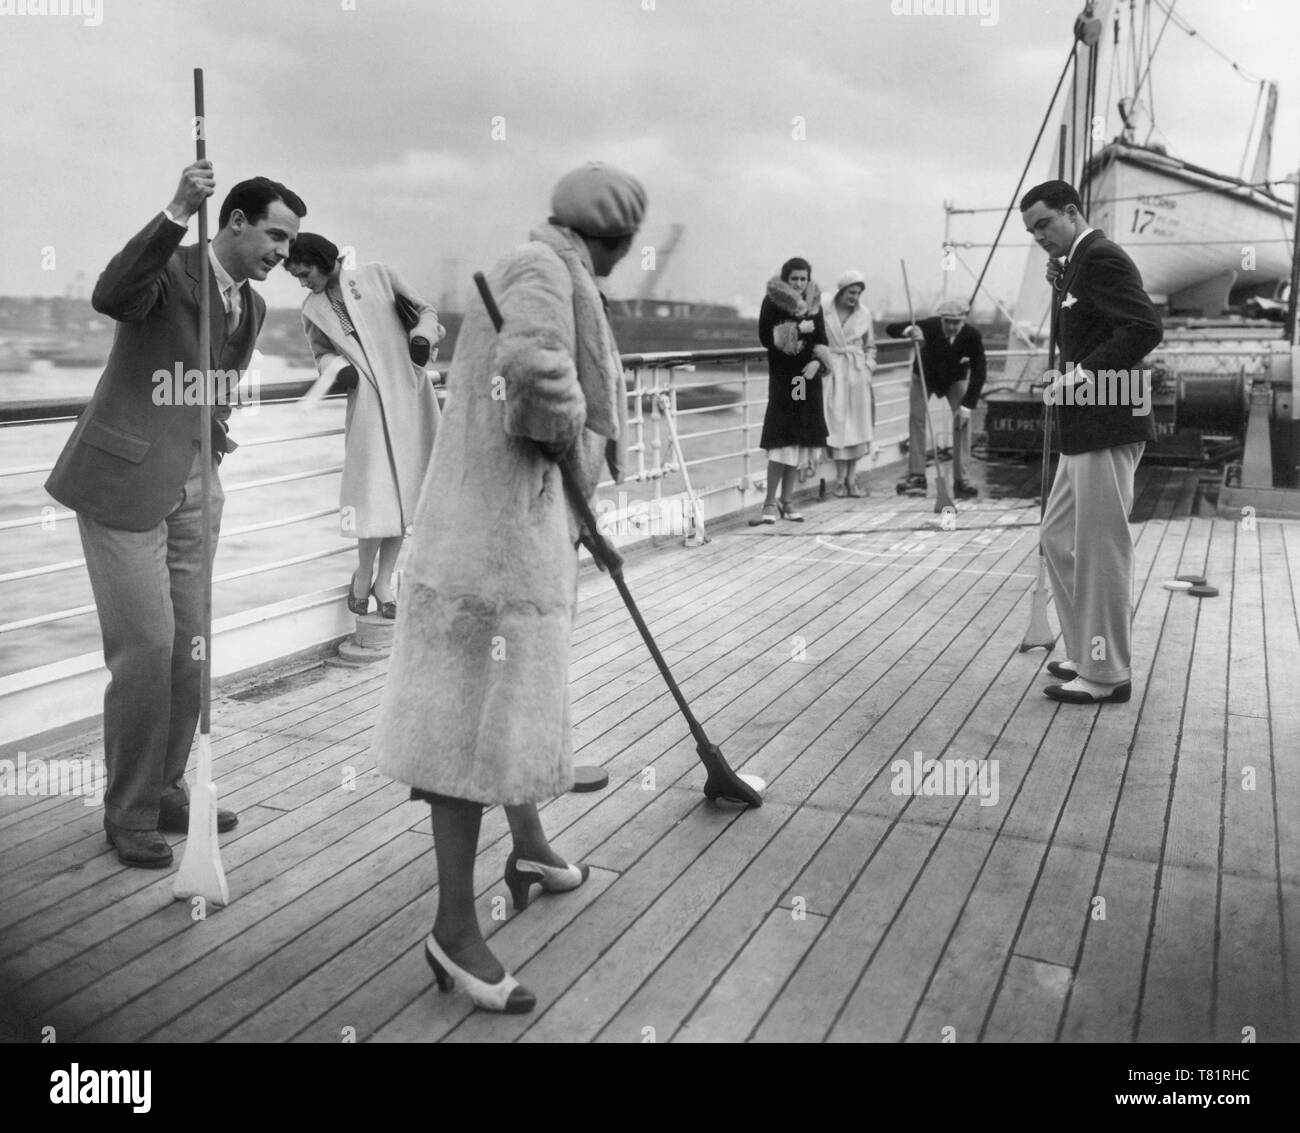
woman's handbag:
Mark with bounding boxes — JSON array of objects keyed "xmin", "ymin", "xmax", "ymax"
[{"xmin": 394, "ymin": 293, "xmax": 431, "ymax": 366}]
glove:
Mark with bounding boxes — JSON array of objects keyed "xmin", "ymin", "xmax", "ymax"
[
  {"xmin": 957, "ymin": 405, "xmax": 972, "ymax": 422},
  {"xmin": 328, "ymin": 364, "xmax": 359, "ymax": 394},
  {"xmin": 538, "ymin": 438, "xmax": 576, "ymax": 463}
]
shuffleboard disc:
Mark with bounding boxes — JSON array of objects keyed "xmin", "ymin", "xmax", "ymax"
[
  {"xmin": 1189, "ymin": 584, "xmax": 1220, "ymax": 598},
  {"xmin": 1175, "ymin": 574, "xmax": 1207, "ymax": 586},
  {"xmin": 572, "ymin": 765, "xmax": 609, "ymax": 793},
  {"xmin": 1162, "ymin": 580, "xmax": 1193, "ymax": 591}
]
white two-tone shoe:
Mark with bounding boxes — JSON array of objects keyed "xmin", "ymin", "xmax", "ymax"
[
  {"xmin": 504, "ymin": 852, "xmax": 591, "ymax": 911},
  {"xmin": 423, "ymin": 932, "xmax": 535, "ymax": 1014}
]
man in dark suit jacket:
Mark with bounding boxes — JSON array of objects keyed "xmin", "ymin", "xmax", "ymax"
[
  {"xmin": 46, "ymin": 162, "xmax": 305, "ymax": 865},
  {"xmin": 886, "ymin": 299, "xmax": 987, "ymax": 499},
  {"xmin": 1020, "ymin": 179, "xmax": 1163, "ymax": 704}
]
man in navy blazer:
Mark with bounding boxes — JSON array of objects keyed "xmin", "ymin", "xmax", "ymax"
[
  {"xmin": 1020, "ymin": 179, "xmax": 1162, "ymax": 705},
  {"xmin": 46, "ymin": 162, "xmax": 305, "ymax": 865}
]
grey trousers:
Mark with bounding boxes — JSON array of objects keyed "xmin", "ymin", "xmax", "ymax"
[
  {"xmin": 1041, "ymin": 442, "xmax": 1143, "ymax": 683},
  {"xmin": 78, "ymin": 449, "xmax": 223, "ymax": 830},
  {"xmin": 908, "ymin": 375, "xmax": 969, "ymax": 481}
]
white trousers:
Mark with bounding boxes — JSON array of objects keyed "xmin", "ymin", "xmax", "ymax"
[{"xmin": 1041, "ymin": 443, "xmax": 1144, "ymax": 683}]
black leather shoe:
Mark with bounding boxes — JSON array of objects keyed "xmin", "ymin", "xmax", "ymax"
[
  {"xmin": 371, "ymin": 587, "xmax": 396, "ymax": 619},
  {"xmin": 104, "ymin": 826, "xmax": 173, "ymax": 869},
  {"xmin": 157, "ymin": 805, "xmax": 239, "ymax": 834},
  {"xmin": 952, "ymin": 478, "xmax": 979, "ymax": 499},
  {"xmin": 347, "ymin": 570, "xmax": 370, "ymax": 615},
  {"xmin": 1046, "ymin": 660, "xmax": 1079, "ymax": 679},
  {"xmin": 1044, "ymin": 681, "xmax": 1131, "ymax": 704}
]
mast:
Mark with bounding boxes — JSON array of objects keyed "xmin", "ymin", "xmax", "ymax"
[{"xmin": 1249, "ymin": 82, "xmax": 1278, "ymax": 189}]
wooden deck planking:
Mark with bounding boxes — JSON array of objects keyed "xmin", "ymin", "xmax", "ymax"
[
  {"xmin": 1057, "ymin": 515, "xmax": 1209, "ymax": 1042},
  {"xmin": 1263, "ymin": 523, "xmax": 1300, "ymax": 1035},
  {"xmin": 2, "ymin": 463, "xmax": 1296, "ymax": 1043},
  {"xmin": 935, "ymin": 509, "xmax": 1190, "ymax": 1039},
  {"xmin": 1134, "ymin": 517, "xmax": 1234, "ymax": 1041}
]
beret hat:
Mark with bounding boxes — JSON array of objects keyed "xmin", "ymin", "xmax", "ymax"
[{"xmin": 551, "ymin": 162, "xmax": 647, "ymax": 238}]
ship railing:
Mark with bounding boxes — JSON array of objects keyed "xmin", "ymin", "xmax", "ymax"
[
  {"xmin": 2, "ymin": 346, "xmax": 920, "ymax": 746},
  {"xmin": 7, "ymin": 337, "xmax": 1267, "ymax": 744}
]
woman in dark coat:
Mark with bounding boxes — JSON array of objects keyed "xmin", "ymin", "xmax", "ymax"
[{"xmin": 753, "ymin": 257, "xmax": 834, "ymax": 524}]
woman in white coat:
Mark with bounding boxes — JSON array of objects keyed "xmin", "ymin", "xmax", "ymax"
[
  {"xmin": 821, "ymin": 270, "xmax": 878, "ymax": 496},
  {"xmin": 371, "ymin": 163, "xmax": 645, "ymax": 1015},
  {"xmin": 286, "ymin": 234, "xmax": 442, "ymax": 617}
]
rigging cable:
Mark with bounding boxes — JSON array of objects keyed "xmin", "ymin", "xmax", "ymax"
[
  {"xmin": 1150, "ymin": 0, "xmax": 1266, "ymax": 84},
  {"xmin": 964, "ymin": 46, "xmax": 1078, "ymax": 311}
]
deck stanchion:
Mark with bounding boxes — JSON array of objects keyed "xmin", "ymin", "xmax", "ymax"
[
  {"xmin": 174, "ymin": 67, "xmax": 231, "ymax": 907},
  {"xmin": 473, "ymin": 271, "xmax": 762, "ymax": 808}
]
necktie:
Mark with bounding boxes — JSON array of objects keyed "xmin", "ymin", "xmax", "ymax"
[
  {"xmin": 226, "ymin": 284, "xmax": 242, "ymax": 334},
  {"xmin": 328, "ymin": 292, "xmax": 356, "ymax": 337}
]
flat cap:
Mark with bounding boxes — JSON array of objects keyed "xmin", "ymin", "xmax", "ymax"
[
  {"xmin": 551, "ymin": 162, "xmax": 647, "ymax": 238},
  {"xmin": 936, "ymin": 299, "xmax": 969, "ymax": 317}
]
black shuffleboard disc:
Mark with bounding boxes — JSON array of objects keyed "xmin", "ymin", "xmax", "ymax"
[{"xmin": 572, "ymin": 765, "xmax": 609, "ymax": 793}]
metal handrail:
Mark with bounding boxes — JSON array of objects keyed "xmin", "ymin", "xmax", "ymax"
[{"xmin": 1, "ymin": 346, "xmax": 914, "ymax": 649}]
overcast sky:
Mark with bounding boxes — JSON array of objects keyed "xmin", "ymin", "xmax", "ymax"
[{"xmin": 2, "ymin": 0, "xmax": 1296, "ymax": 317}]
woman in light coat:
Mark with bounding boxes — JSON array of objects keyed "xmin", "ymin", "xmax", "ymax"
[
  {"xmin": 821, "ymin": 270, "xmax": 878, "ymax": 496},
  {"xmin": 371, "ymin": 163, "xmax": 645, "ymax": 1014},
  {"xmin": 287, "ymin": 234, "xmax": 442, "ymax": 618}
]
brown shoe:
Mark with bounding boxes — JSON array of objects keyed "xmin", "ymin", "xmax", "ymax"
[
  {"xmin": 157, "ymin": 804, "xmax": 239, "ymax": 835},
  {"xmin": 104, "ymin": 826, "xmax": 173, "ymax": 869}
]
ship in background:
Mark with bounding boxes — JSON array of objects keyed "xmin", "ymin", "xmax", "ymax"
[
  {"xmin": 1008, "ymin": 0, "xmax": 1295, "ymax": 345},
  {"xmin": 430, "ymin": 223, "xmax": 758, "ymax": 362}
]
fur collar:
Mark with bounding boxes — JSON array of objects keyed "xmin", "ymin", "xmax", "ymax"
[
  {"xmin": 766, "ymin": 275, "xmax": 819, "ymax": 317},
  {"xmin": 529, "ymin": 222, "xmax": 627, "ymax": 489}
]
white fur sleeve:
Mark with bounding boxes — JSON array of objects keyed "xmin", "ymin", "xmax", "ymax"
[{"xmin": 494, "ymin": 245, "xmax": 586, "ymax": 446}]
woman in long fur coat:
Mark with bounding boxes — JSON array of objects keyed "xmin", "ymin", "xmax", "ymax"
[
  {"xmin": 370, "ymin": 163, "xmax": 645, "ymax": 1014},
  {"xmin": 754, "ymin": 257, "xmax": 834, "ymax": 525},
  {"xmin": 287, "ymin": 234, "xmax": 442, "ymax": 618}
]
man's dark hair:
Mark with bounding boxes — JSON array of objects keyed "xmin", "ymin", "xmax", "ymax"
[
  {"xmin": 781, "ymin": 257, "xmax": 812, "ymax": 281},
  {"xmin": 219, "ymin": 176, "xmax": 307, "ymax": 229},
  {"xmin": 1019, "ymin": 179, "xmax": 1083, "ymax": 215}
]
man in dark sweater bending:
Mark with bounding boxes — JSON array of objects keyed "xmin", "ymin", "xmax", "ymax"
[{"xmin": 887, "ymin": 298, "xmax": 986, "ymax": 499}]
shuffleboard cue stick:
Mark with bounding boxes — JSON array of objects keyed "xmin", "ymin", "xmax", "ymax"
[
  {"xmin": 1020, "ymin": 126, "xmax": 1069, "ymax": 653},
  {"xmin": 174, "ymin": 67, "xmax": 231, "ymax": 906},
  {"xmin": 1020, "ymin": 284, "xmax": 1061, "ymax": 652},
  {"xmin": 473, "ymin": 270, "xmax": 762, "ymax": 808},
  {"xmin": 899, "ymin": 260, "xmax": 956, "ymax": 515}
]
